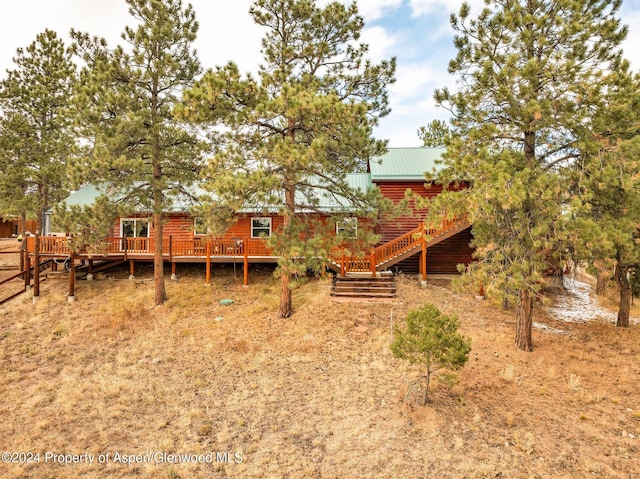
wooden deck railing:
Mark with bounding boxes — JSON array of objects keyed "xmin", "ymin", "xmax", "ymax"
[
  {"xmin": 31, "ymin": 236, "xmax": 273, "ymax": 259},
  {"xmin": 29, "ymin": 215, "xmax": 466, "ymax": 275},
  {"xmin": 329, "ymin": 214, "xmax": 467, "ymax": 274}
]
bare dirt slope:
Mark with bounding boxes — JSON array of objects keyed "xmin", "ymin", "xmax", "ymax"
[{"xmin": 0, "ymin": 265, "xmax": 638, "ymax": 478}]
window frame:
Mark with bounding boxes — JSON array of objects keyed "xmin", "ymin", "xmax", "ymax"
[
  {"xmin": 251, "ymin": 217, "xmax": 272, "ymax": 238},
  {"xmin": 120, "ymin": 218, "xmax": 150, "ymax": 238},
  {"xmin": 193, "ymin": 217, "xmax": 208, "ymax": 236},
  {"xmin": 336, "ymin": 217, "xmax": 358, "ymax": 238}
]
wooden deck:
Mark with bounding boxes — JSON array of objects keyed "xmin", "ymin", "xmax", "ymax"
[{"xmin": 26, "ymin": 216, "xmax": 470, "ymax": 279}]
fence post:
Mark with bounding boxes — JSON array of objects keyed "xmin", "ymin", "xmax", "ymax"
[
  {"xmin": 24, "ymin": 251, "xmax": 31, "ymax": 290},
  {"xmin": 33, "ymin": 232, "xmax": 40, "ymax": 301}
]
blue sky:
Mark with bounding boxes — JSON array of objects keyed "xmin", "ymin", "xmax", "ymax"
[{"xmin": 1, "ymin": 0, "xmax": 639, "ymax": 146}]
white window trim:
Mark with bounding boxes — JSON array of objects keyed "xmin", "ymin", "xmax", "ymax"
[
  {"xmin": 336, "ymin": 217, "xmax": 358, "ymax": 238},
  {"xmin": 251, "ymin": 217, "xmax": 272, "ymax": 238},
  {"xmin": 120, "ymin": 218, "xmax": 150, "ymax": 238},
  {"xmin": 194, "ymin": 217, "xmax": 208, "ymax": 236}
]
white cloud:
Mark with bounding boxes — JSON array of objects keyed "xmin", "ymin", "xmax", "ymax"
[
  {"xmin": 353, "ymin": 0, "xmax": 403, "ymax": 21},
  {"xmin": 361, "ymin": 26, "xmax": 397, "ymax": 62},
  {"xmin": 317, "ymin": 0, "xmax": 402, "ymax": 22},
  {"xmin": 408, "ymin": 0, "xmax": 486, "ymax": 17},
  {"xmin": 621, "ymin": 10, "xmax": 640, "ymax": 73}
]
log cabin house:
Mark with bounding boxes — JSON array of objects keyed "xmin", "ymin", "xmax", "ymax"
[
  {"xmin": 0, "ymin": 217, "xmax": 37, "ymax": 238},
  {"xmin": 30, "ymin": 148, "xmax": 473, "ymax": 289}
]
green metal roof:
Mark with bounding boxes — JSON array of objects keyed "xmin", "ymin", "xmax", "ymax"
[
  {"xmin": 369, "ymin": 147, "xmax": 446, "ymax": 181},
  {"xmin": 60, "ymin": 184, "xmax": 102, "ymax": 208},
  {"xmin": 53, "ymin": 174, "xmax": 374, "ymax": 215}
]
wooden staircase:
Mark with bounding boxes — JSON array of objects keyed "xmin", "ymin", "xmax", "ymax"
[
  {"xmin": 330, "ymin": 274, "xmax": 396, "ymax": 299},
  {"xmin": 327, "ymin": 217, "xmax": 470, "ymax": 276}
]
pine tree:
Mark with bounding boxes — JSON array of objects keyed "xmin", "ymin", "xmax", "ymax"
[
  {"xmin": 428, "ymin": 0, "xmax": 627, "ymax": 350},
  {"xmin": 179, "ymin": 0, "xmax": 395, "ymax": 318},
  {"xmin": 0, "ymin": 29, "xmax": 77, "ymax": 234},
  {"xmin": 71, "ymin": 0, "xmax": 204, "ymax": 305},
  {"xmin": 418, "ymin": 119, "xmax": 451, "ymax": 148},
  {"xmin": 391, "ymin": 304, "xmax": 471, "ymax": 405},
  {"xmin": 570, "ymin": 70, "xmax": 640, "ymax": 327}
]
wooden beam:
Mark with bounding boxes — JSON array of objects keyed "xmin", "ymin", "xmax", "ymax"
[
  {"xmin": 243, "ymin": 238, "xmax": 249, "ymax": 286},
  {"xmin": 33, "ymin": 233, "xmax": 40, "ymax": 300},
  {"xmin": 24, "ymin": 252, "xmax": 31, "ymax": 290},
  {"xmin": 205, "ymin": 242, "xmax": 211, "ymax": 284},
  {"xmin": 68, "ymin": 254, "xmax": 76, "ymax": 302},
  {"xmin": 421, "ymin": 226, "xmax": 427, "ymax": 282},
  {"xmin": 129, "ymin": 259, "xmax": 135, "ymax": 279},
  {"xmin": 370, "ymin": 248, "xmax": 376, "ymax": 276}
]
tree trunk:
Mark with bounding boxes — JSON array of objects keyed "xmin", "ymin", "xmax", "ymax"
[
  {"xmin": 615, "ymin": 259, "xmax": 630, "ymax": 327},
  {"xmin": 278, "ymin": 272, "xmax": 293, "ymax": 318},
  {"xmin": 277, "ymin": 162, "xmax": 296, "ymax": 319},
  {"xmin": 595, "ymin": 270, "xmax": 608, "ymax": 296},
  {"xmin": 515, "ymin": 289, "xmax": 534, "ymax": 351},
  {"xmin": 153, "ymin": 211, "xmax": 167, "ymax": 306}
]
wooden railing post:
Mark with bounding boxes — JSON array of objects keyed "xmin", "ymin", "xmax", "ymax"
[
  {"xmin": 341, "ymin": 251, "xmax": 346, "ymax": 277},
  {"xmin": 370, "ymin": 247, "xmax": 376, "ymax": 276}
]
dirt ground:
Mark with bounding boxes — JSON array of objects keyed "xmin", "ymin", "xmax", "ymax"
[{"xmin": 0, "ymin": 258, "xmax": 638, "ymax": 478}]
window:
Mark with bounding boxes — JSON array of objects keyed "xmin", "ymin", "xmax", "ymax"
[
  {"xmin": 120, "ymin": 218, "xmax": 149, "ymax": 238},
  {"xmin": 120, "ymin": 218, "xmax": 150, "ymax": 252},
  {"xmin": 194, "ymin": 217, "xmax": 208, "ymax": 236},
  {"xmin": 251, "ymin": 217, "xmax": 272, "ymax": 238},
  {"xmin": 336, "ymin": 217, "xmax": 357, "ymax": 238}
]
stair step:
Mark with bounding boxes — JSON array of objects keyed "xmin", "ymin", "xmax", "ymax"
[
  {"xmin": 331, "ymin": 274, "xmax": 397, "ymax": 298},
  {"xmin": 337, "ymin": 276, "xmax": 394, "ymax": 282},
  {"xmin": 330, "ymin": 291, "xmax": 396, "ymax": 298},
  {"xmin": 334, "ymin": 281, "xmax": 395, "ymax": 288}
]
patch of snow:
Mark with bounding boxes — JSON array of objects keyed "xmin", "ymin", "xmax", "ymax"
[
  {"xmin": 533, "ymin": 322, "xmax": 567, "ymax": 334},
  {"xmin": 546, "ymin": 278, "xmax": 638, "ymax": 324}
]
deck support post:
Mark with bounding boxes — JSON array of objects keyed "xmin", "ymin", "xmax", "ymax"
[
  {"xmin": 205, "ymin": 242, "xmax": 211, "ymax": 285},
  {"xmin": 171, "ymin": 262, "xmax": 177, "ymax": 281},
  {"xmin": 86, "ymin": 260, "xmax": 94, "ymax": 281},
  {"xmin": 420, "ymin": 226, "xmax": 427, "ymax": 286},
  {"xmin": 33, "ymin": 233, "xmax": 40, "ymax": 301},
  {"xmin": 243, "ymin": 237, "xmax": 249, "ymax": 287},
  {"xmin": 341, "ymin": 251, "xmax": 346, "ymax": 278},
  {"xmin": 129, "ymin": 259, "xmax": 135, "ymax": 280},
  {"xmin": 68, "ymin": 253, "xmax": 76, "ymax": 303}
]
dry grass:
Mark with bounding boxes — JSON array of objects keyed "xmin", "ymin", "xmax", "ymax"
[{"xmin": 0, "ymin": 265, "xmax": 639, "ymax": 478}]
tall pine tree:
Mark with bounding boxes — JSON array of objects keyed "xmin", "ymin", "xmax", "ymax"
[
  {"xmin": 427, "ymin": 0, "xmax": 627, "ymax": 350},
  {"xmin": 569, "ymin": 69, "xmax": 640, "ymax": 327},
  {"xmin": 71, "ymin": 0, "xmax": 204, "ymax": 305},
  {"xmin": 180, "ymin": 0, "xmax": 395, "ymax": 318},
  {"xmin": 0, "ymin": 29, "xmax": 77, "ymax": 234}
]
